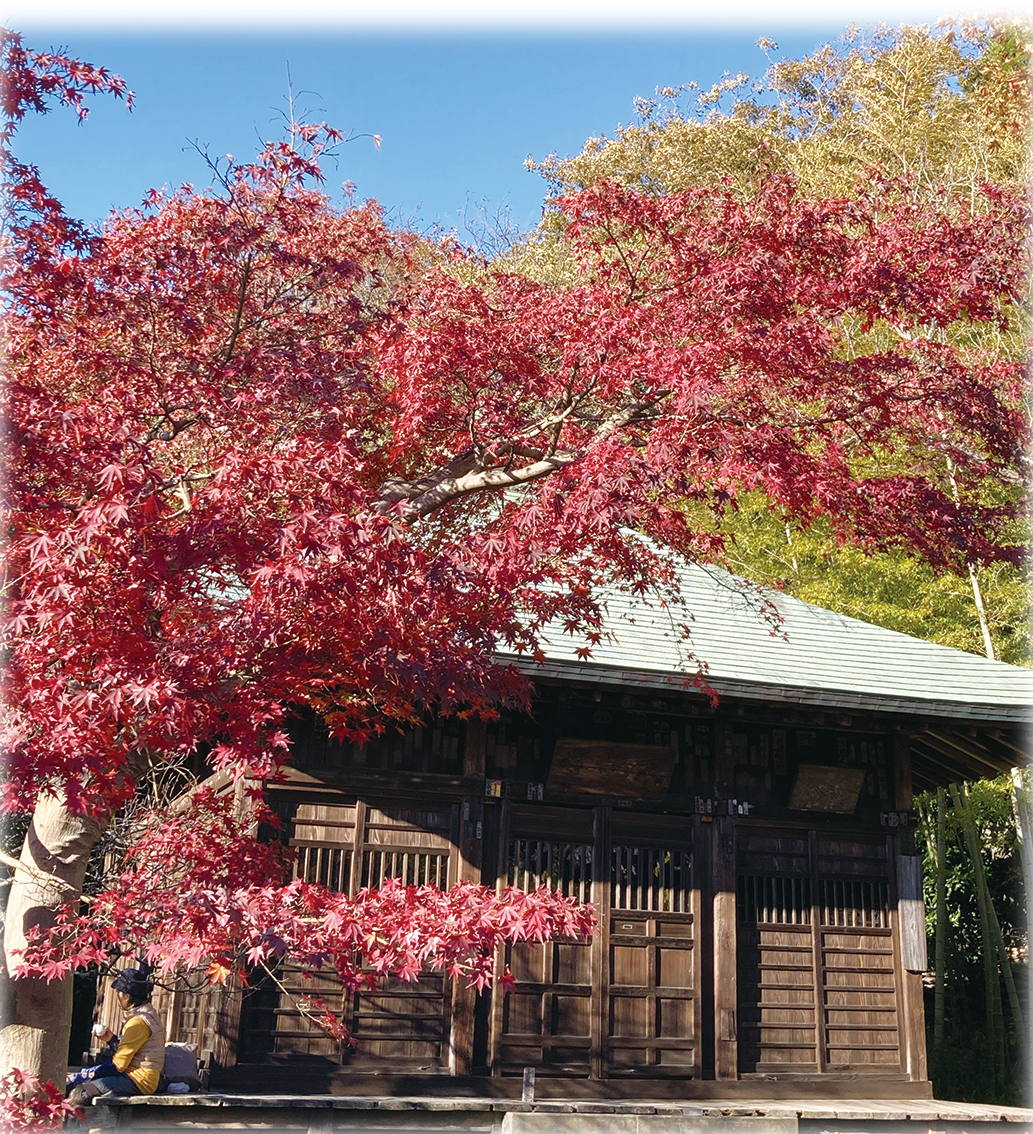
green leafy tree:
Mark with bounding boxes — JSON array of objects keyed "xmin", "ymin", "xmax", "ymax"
[{"xmin": 515, "ymin": 20, "xmax": 1031, "ymax": 665}]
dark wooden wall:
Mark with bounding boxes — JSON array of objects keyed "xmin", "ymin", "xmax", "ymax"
[{"xmin": 153, "ymin": 682, "xmax": 931, "ymax": 1096}]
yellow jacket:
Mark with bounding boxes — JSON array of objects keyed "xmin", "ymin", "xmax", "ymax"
[{"xmin": 113, "ymin": 1001, "xmax": 166, "ymax": 1094}]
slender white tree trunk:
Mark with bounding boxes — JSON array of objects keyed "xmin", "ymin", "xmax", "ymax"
[
  {"xmin": 967, "ymin": 565, "xmax": 996, "ymax": 661},
  {"xmin": 945, "ymin": 458, "xmax": 996, "ymax": 661}
]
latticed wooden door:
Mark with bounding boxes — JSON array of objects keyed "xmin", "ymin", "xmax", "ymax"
[
  {"xmin": 492, "ymin": 805, "xmax": 596, "ymax": 1076},
  {"xmin": 241, "ymin": 799, "xmax": 458, "ymax": 1068},
  {"xmin": 815, "ymin": 835, "xmax": 902, "ymax": 1073},
  {"xmin": 350, "ymin": 804, "xmax": 456, "ymax": 1066},
  {"xmin": 736, "ymin": 826, "xmax": 904, "ymax": 1077},
  {"xmin": 606, "ymin": 812, "xmax": 699, "ymax": 1078},
  {"xmin": 489, "ymin": 804, "xmax": 700, "ymax": 1080}
]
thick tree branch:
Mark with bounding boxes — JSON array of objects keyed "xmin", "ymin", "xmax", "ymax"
[
  {"xmin": 376, "ymin": 396, "xmax": 664, "ymax": 519},
  {"xmin": 407, "ymin": 452, "xmax": 577, "ymax": 517}
]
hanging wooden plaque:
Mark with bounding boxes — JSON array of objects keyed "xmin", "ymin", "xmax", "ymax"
[
  {"xmin": 547, "ymin": 737, "xmax": 675, "ymax": 800},
  {"xmin": 788, "ymin": 763, "xmax": 865, "ymax": 814}
]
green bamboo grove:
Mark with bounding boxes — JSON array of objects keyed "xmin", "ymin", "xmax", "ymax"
[{"xmin": 916, "ymin": 774, "xmax": 1031, "ymax": 1104}]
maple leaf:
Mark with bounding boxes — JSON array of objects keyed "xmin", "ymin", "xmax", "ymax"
[{"xmin": 205, "ymin": 960, "xmax": 233, "ymax": 985}]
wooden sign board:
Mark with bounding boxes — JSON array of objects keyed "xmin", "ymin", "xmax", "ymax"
[
  {"xmin": 788, "ymin": 764, "xmax": 865, "ymax": 814},
  {"xmin": 547, "ymin": 737, "xmax": 675, "ymax": 801}
]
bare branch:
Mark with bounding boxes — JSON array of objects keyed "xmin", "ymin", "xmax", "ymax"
[{"xmin": 375, "ymin": 394, "xmax": 666, "ymax": 520}]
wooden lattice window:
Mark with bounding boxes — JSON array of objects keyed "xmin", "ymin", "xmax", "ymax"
[
  {"xmin": 737, "ymin": 873, "xmax": 811, "ymax": 925},
  {"xmin": 364, "ymin": 848, "xmax": 449, "ymax": 888},
  {"xmin": 506, "ymin": 838, "xmax": 593, "ymax": 902},
  {"xmin": 611, "ymin": 845, "xmax": 691, "ymax": 912},
  {"xmin": 295, "ymin": 844, "xmax": 352, "ymax": 891},
  {"xmin": 818, "ymin": 877, "xmax": 890, "ymax": 929}
]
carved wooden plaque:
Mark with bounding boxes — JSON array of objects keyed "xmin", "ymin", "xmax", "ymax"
[
  {"xmin": 547, "ymin": 738, "xmax": 676, "ymax": 801},
  {"xmin": 788, "ymin": 764, "xmax": 865, "ymax": 814}
]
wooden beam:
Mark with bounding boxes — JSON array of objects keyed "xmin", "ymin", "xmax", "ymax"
[
  {"xmin": 908, "ymin": 743, "xmax": 985, "ymax": 787},
  {"xmin": 893, "ymin": 731, "xmax": 912, "ymax": 811},
  {"xmin": 986, "ymin": 729, "xmax": 1031, "ymax": 761},
  {"xmin": 908, "ymin": 749, "xmax": 961, "ymax": 792},
  {"xmin": 911, "ymin": 738, "xmax": 991, "ymax": 782},
  {"xmin": 924, "ymin": 728, "xmax": 1014, "ymax": 776},
  {"xmin": 915, "ymin": 732, "xmax": 1003, "ymax": 779},
  {"xmin": 713, "ymin": 815, "xmax": 738, "ymax": 1081}
]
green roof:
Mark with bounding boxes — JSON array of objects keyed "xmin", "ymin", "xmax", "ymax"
[{"xmin": 514, "ymin": 563, "xmax": 1031, "ymax": 726}]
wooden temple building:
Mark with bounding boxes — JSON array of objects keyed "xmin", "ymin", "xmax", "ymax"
[{"xmin": 93, "ymin": 565, "xmax": 1032, "ymax": 1102}]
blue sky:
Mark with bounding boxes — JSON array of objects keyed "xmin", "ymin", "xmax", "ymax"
[{"xmin": 12, "ymin": 3, "xmax": 985, "ymax": 239}]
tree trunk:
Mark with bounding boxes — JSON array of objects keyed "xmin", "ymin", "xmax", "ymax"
[
  {"xmin": 966, "ymin": 565, "xmax": 996, "ymax": 660},
  {"xmin": 945, "ymin": 459, "xmax": 997, "ymax": 662},
  {"xmin": 0, "ymin": 793, "xmax": 107, "ymax": 1086}
]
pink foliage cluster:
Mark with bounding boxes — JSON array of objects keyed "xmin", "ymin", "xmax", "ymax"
[
  {"xmin": 0, "ymin": 1071, "xmax": 81, "ymax": 1131},
  {"xmin": 4, "ymin": 30, "xmax": 1027, "ymax": 820},
  {"xmin": 15, "ymin": 791, "xmax": 596, "ymax": 1040},
  {"xmin": 1, "ymin": 29, "xmax": 1028, "ymax": 1065}
]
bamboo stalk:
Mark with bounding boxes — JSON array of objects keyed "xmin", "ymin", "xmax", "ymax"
[
  {"xmin": 950, "ymin": 782, "xmax": 1006, "ymax": 1090},
  {"xmin": 934, "ymin": 788, "xmax": 947, "ymax": 1054},
  {"xmin": 1010, "ymin": 767, "xmax": 1033, "ymax": 1088},
  {"xmin": 958, "ymin": 785, "xmax": 1024, "ymax": 1042}
]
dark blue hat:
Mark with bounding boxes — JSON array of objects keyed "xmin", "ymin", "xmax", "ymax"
[{"xmin": 111, "ymin": 961, "xmax": 153, "ymax": 1003}]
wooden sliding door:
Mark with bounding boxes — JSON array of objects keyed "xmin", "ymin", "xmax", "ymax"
[
  {"xmin": 489, "ymin": 804, "xmax": 700, "ymax": 1080},
  {"xmin": 240, "ymin": 799, "xmax": 459, "ymax": 1069},
  {"xmin": 492, "ymin": 805, "xmax": 596, "ymax": 1076},
  {"xmin": 736, "ymin": 825, "xmax": 905, "ymax": 1078},
  {"xmin": 606, "ymin": 813, "xmax": 700, "ymax": 1078}
]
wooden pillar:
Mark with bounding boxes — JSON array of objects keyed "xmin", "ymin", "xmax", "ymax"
[
  {"xmin": 347, "ymin": 801, "xmax": 368, "ymax": 897},
  {"xmin": 892, "ymin": 732, "xmax": 927, "ymax": 1083},
  {"xmin": 691, "ymin": 814, "xmax": 705, "ymax": 1081},
  {"xmin": 487, "ymin": 799, "xmax": 511, "ymax": 1077},
  {"xmin": 713, "ymin": 814, "xmax": 738, "ymax": 1080},
  {"xmin": 894, "ymin": 729, "xmax": 913, "ymax": 812},
  {"xmin": 590, "ymin": 806, "xmax": 611, "ymax": 1081},
  {"xmin": 807, "ymin": 829, "xmax": 827, "ymax": 1074},
  {"xmin": 450, "ymin": 795, "xmax": 484, "ymax": 1076},
  {"xmin": 902, "ymin": 971, "xmax": 929, "ymax": 1082},
  {"xmin": 897, "ymin": 847, "xmax": 929, "ymax": 1083}
]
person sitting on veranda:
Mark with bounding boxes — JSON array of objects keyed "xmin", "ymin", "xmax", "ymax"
[{"xmin": 67, "ymin": 963, "xmax": 166, "ymax": 1102}]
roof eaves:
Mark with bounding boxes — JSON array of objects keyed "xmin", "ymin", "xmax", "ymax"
[{"xmin": 504, "ymin": 656, "xmax": 1032, "ymax": 724}]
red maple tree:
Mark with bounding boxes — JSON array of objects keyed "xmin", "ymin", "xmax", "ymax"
[{"xmin": 1, "ymin": 30, "xmax": 1027, "ymax": 1099}]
